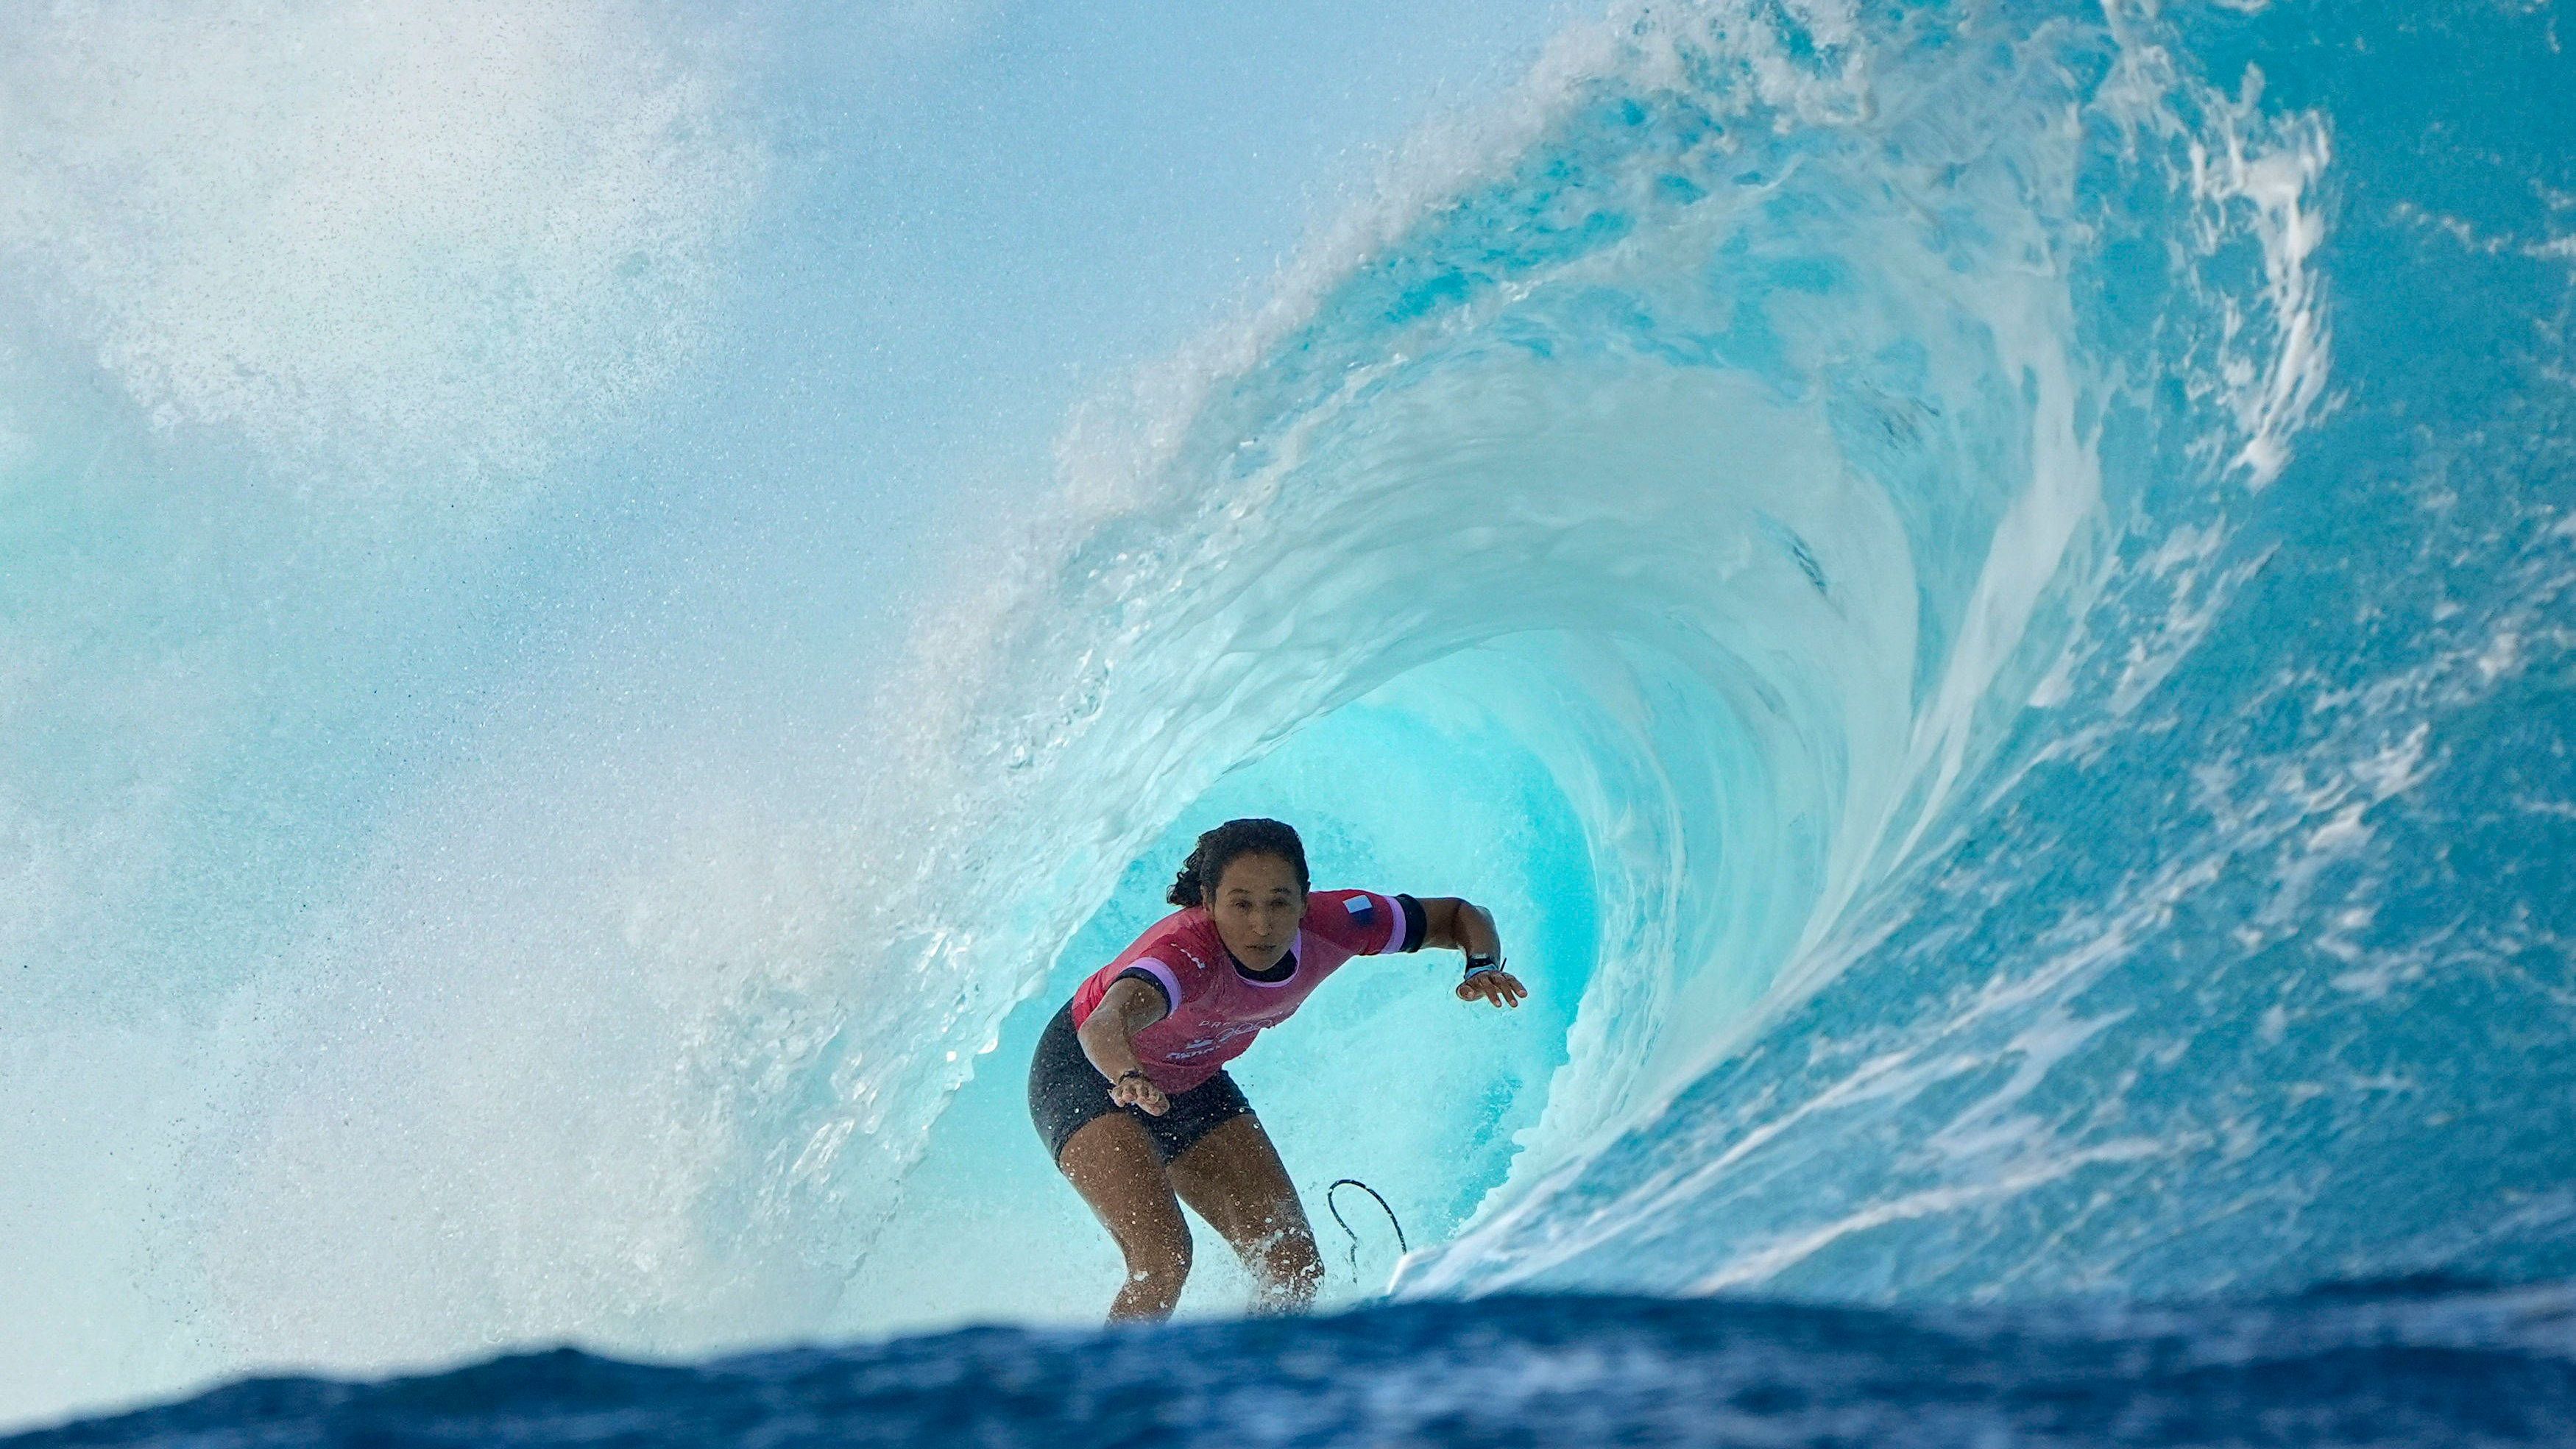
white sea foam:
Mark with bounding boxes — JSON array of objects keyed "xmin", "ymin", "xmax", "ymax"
[{"xmin": 0, "ymin": 0, "xmax": 762, "ymax": 492}]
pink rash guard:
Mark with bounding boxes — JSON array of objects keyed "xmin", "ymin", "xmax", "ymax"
[{"xmin": 1069, "ymin": 889, "xmax": 1427, "ymax": 1094}]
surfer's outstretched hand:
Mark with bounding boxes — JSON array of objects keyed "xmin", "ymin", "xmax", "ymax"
[{"xmin": 1455, "ymin": 969, "xmax": 1529, "ymax": 1009}]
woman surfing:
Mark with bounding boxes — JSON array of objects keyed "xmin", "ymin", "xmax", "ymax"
[{"xmin": 1027, "ymin": 816, "xmax": 1528, "ymax": 1320}]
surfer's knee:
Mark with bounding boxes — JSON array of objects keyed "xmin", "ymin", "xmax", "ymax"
[
  {"xmin": 1124, "ymin": 1222, "xmax": 1194, "ymax": 1292},
  {"xmin": 1107, "ymin": 1224, "xmax": 1192, "ymax": 1320},
  {"xmin": 1253, "ymin": 1222, "xmax": 1322, "ymax": 1309}
]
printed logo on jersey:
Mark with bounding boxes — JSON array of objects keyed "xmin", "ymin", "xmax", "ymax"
[
  {"xmin": 1345, "ymin": 895, "xmax": 1375, "ymax": 923},
  {"xmin": 1167, "ymin": 1021, "xmax": 1267, "ymax": 1060}
]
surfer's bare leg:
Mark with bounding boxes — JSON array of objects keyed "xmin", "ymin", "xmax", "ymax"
[
  {"xmin": 1058, "ymin": 1113, "xmax": 1194, "ymax": 1320},
  {"xmin": 1167, "ymin": 1113, "xmax": 1323, "ymax": 1313}
]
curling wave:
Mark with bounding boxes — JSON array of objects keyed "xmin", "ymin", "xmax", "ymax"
[{"xmin": 823, "ymin": 0, "xmax": 2366, "ymax": 1322}]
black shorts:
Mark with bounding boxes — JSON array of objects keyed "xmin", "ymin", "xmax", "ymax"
[{"xmin": 1027, "ymin": 1002, "xmax": 1252, "ymax": 1166}]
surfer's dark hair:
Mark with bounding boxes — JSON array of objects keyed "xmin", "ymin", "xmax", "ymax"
[{"xmin": 1168, "ymin": 818, "xmax": 1309, "ymax": 907}]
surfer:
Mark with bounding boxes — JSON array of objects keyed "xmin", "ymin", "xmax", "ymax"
[{"xmin": 1027, "ymin": 816, "xmax": 1526, "ymax": 1321}]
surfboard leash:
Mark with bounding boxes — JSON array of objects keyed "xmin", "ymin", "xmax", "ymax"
[{"xmin": 1324, "ymin": 1178, "xmax": 1409, "ymax": 1283}]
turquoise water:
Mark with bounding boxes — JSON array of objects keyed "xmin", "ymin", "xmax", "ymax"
[{"xmin": 4, "ymin": 0, "xmax": 2573, "ymax": 1434}]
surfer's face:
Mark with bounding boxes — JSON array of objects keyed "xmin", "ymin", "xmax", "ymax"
[{"xmin": 1211, "ymin": 854, "xmax": 1304, "ymax": 971}]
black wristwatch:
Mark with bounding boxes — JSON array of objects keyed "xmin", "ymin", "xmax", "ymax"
[{"xmin": 1462, "ymin": 953, "xmax": 1504, "ymax": 980}]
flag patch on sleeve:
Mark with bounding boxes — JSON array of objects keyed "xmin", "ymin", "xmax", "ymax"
[{"xmin": 1345, "ymin": 895, "xmax": 1376, "ymax": 922}]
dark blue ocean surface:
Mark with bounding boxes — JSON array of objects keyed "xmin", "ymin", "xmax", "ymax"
[{"xmin": 18, "ymin": 1283, "xmax": 2576, "ymax": 1448}]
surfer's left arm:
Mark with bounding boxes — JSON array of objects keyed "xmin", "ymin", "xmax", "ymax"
[{"xmin": 1418, "ymin": 896, "xmax": 1527, "ymax": 1009}]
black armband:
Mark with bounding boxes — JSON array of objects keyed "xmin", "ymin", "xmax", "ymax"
[{"xmin": 1395, "ymin": 893, "xmax": 1429, "ymax": 953}]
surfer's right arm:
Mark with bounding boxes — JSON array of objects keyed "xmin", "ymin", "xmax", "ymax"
[{"xmin": 1077, "ymin": 977, "xmax": 1173, "ymax": 1116}]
